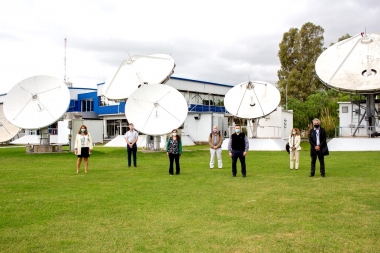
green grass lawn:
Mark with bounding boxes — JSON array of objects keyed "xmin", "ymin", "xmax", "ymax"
[{"xmin": 0, "ymin": 144, "xmax": 379, "ymax": 253}]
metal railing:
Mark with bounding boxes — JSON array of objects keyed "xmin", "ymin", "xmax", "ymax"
[{"xmin": 335, "ymin": 126, "xmax": 378, "ymax": 138}]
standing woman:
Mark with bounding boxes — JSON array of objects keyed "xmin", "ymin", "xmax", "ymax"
[
  {"xmin": 74, "ymin": 125, "xmax": 93, "ymax": 173},
  {"xmin": 166, "ymin": 129, "xmax": 182, "ymax": 176},
  {"xmin": 289, "ymin": 128, "xmax": 301, "ymax": 170}
]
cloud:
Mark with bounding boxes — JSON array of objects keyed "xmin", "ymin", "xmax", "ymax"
[{"xmin": 0, "ymin": 0, "xmax": 379, "ymax": 94}]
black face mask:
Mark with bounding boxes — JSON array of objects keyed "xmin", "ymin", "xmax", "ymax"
[{"xmin": 314, "ymin": 124, "xmax": 320, "ymax": 129}]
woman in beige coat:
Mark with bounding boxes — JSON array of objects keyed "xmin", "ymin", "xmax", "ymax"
[
  {"xmin": 289, "ymin": 128, "xmax": 301, "ymax": 170},
  {"xmin": 74, "ymin": 125, "xmax": 93, "ymax": 173}
]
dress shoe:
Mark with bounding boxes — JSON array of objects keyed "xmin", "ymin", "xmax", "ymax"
[
  {"xmin": 243, "ymin": 174, "xmax": 246, "ymax": 177},
  {"xmin": 309, "ymin": 174, "xmax": 314, "ymax": 177}
]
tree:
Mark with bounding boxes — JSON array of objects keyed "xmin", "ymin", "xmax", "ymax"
[
  {"xmin": 330, "ymin": 33, "xmax": 351, "ymax": 46},
  {"xmin": 287, "ymin": 97, "xmax": 308, "ymax": 129},
  {"xmin": 277, "ymin": 22, "xmax": 325, "ymax": 103}
]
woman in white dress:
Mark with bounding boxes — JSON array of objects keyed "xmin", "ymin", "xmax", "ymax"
[
  {"xmin": 74, "ymin": 125, "xmax": 93, "ymax": 173},
  {"xmin": 289, "ymin": 128, "xmax": 301, "ymax": 170}
]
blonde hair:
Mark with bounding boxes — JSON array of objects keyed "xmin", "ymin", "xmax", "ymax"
[{"xmin": 290, "ymin": 128, "xmax": 300, "ymax": 136}]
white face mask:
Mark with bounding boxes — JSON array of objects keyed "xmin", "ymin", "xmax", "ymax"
[
  {"xmin": 81, "ymin": 129, "xmax": 85, "ymax": 133},
  {"xmin": 292, "ymin": 131, "xmax": 296, "ymax": 135},
  {"xmin": 172, "ymin": 133, "xmax": 177, "ymax": 136}
]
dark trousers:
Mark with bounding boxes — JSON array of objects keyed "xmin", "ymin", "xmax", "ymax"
[
  {"xmin": 169, "ymin": 153, "xmax": 180, "ymax": 175},
  {"xmin": 311, "ymin": 151, "xmax": 325, "ymax": 176},
  {"xmin": 231, "ymin": 150, "xmax": 246, "ymax": 176},
  {"xmin": 127, "ymin": 144, "xmax": 137, "ymax": 166}
]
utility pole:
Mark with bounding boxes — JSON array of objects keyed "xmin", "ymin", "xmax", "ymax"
[{"xmin": 64, "ymin": 37, "xmax": 67, "ymax": 83}]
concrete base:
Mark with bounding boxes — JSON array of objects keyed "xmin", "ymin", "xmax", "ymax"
[
  {"xmin": 222, "ymin": 138, "xmax": 287, "ymax": 151},
  {"xmin": 327, "ymin": 138, "xmax": 380, "ymax": 151},
  {"xmin": 26, "ymin": 144, "xmax": 63, "ymax": 153}
]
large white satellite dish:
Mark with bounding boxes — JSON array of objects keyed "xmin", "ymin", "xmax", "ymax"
[
  {"xmin": 125, "ymin": 84, "xmax": 188, "ymax": 135},
  {"xmin": 0, "ymin": 103, "xmax": 20, "ymax": 142},
  {"xmin": 315, "ymin": 32, "xmax": 380, "ymax": 137},
  {"xmin": 224, "ymin": 81, "xmax": 281, "ymax": 119},
  {"xmin": 103, "ymin": 54, "xmax": 175, "ymax": 100},
  {"xmin": 315, "ymin": 33, "xmax": 380, "ymax": 94},
  {"xmin": 3, "ymin": 75, "xmax": 70, "ymax": 129}
]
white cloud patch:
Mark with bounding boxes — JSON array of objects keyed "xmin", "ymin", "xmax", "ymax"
[{"xmin": 0, "ymin": 0, "xmax": 379, "ymax": 93}]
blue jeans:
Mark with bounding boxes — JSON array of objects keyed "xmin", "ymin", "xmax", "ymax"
[
  {"xmin": 127, "ymin": 144, "xmax": 137, "ymax": 166},
  {"xmin": 231, "ymin": 150, "xmax": 246, "ymax": 176}
]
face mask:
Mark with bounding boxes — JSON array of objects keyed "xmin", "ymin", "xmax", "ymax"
[
  {"xmin": 235, "ymin": 129, "xmax": 240, "ymax": 133},
  {"xmin": 213, "ymin": 129, "xmax": 217, "ymax": 133},
  {"xmin": 292, "ymin": 132, "xmax": 296, "ymax": 134},
  {"xmin": 314, "ymin": 124, "xmax": 320, "ymax": 129},
  {"xmin": 172, "ymin": 133, "xmax": 177, "ymax": 136},
  {"xmin": 81, "ymin": 129, "xmax": 85, "ymax": 133}
]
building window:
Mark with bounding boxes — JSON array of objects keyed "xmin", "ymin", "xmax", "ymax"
[
  {"xmin": 342, "ymin": 106, "xmax": 348, "ymax": 113},
  {"xmin": 82, "ymin": 99, "xmax": 94, "ymax": 112},
  {"xmin": 99, "ymin": 96, "xmax": 119, "ymax": 106}
]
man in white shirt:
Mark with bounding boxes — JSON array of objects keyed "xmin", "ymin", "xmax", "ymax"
[{"xmin": 124, "ymin": 123, "xmax": 139, "ymax": 167}]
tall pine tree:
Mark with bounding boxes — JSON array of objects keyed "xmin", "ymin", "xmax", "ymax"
[{"xmin": 277, "ymin": 22, "xmax": 325, "ymax": 103}]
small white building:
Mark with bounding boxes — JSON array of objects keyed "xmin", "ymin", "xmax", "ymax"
[{"xmin": 337, "ymin": 102, "xmax": 380, "ymax": 137}]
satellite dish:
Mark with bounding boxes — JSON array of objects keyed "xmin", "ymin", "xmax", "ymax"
[
  {"xmin": 125, "ymin": 84, "xmax": 188, "ymax": 135},
  {"xmin": 224, "ymin": 81, "xmax": 281, "ymax": 119},
  {"xmin": 0, "ymin": 103, "xmax": 20, "ymax": 142},
  {"xmin": 103, "ymin": 54, "xmax": 175, "ymax": 100},
  {"xmin": 3, "ymin": 75, "xmax": 70, "ymax": 129},
  {"xmin": 315, "ymin": 33, "xmax": 380, "ymax": 94}
]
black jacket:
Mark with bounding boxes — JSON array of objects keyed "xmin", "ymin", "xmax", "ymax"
[{"xmin": 309, "ymin": 127, "xmax": 329, "ymax": 156}]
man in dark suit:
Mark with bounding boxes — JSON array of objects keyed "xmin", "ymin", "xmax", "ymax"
[{"xmin": 309, "ymin": 118, "xmax": 329, "ymax": 177}]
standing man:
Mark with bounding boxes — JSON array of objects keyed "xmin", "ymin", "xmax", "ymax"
[
  {"xmin": 124, "ymin": 123, "xmax": 139, "ymax": 167},
  {"xmin": 309, "ymin": 118, "xmax": 329, "ymax": 177},
  {"xmin": 208, "ymin": 125, "xmax": 224, "ymax": 169},
  {"xmin": 228, "ymin": 124, "xmax": 249, "ymax": 177}
]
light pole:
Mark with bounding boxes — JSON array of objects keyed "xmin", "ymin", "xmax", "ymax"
[{"xmin": 286, "ymin": 83, "xmax": 288, "ymax": 110}]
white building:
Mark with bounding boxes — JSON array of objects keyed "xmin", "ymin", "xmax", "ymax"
[{"xmin": 337, "ymin": 101, "xmax": 380, "ymax": 137}]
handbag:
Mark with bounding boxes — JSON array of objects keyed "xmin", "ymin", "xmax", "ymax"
[
  {"xmin": 322, "ymin": 145, "xmax": 329, "ymax": 156},
  {"xmin": 285, "ymin": 143, "xmax": 290, "ymax": 154}
]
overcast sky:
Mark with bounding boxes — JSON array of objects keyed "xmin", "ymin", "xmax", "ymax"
[{"xmin": 0, "ymin": 0, "xmax": 378, "ymax": 94}]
